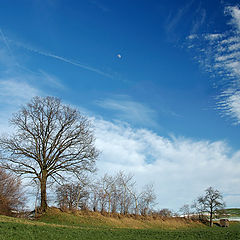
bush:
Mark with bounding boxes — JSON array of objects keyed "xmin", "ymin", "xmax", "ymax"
[{"xmin": 0, "ymin": 168, "xmax": 25, "ymax": 216}]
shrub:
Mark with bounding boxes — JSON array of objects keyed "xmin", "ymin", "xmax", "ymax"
[{"xmin": 0, "ymin": 168, "xmax": 25, "ymax": 216}]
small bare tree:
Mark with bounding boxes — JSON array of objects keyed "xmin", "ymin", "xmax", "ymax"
[
  {"xmin": 139, "ymin": 184, "xmax": 156, "ymax": 215},
  {"xmin": 0, "ymin": 96, "xmax": 99, "ymax": 212},
  {"xmin": 94, "ymin": 179, "xmax": 108, "ymax": 213},
  {"xmin": 116, "ymin": 171, "xmax": 135, "ymax": 215},
  {"xmin": 198, "ymin": 187, "xmax": 225, "ymax": 227},
  {"xmin": 0, "ymin": 167, "xmax": 25, "ymax": 215},
  {"xmin": 179, "ymin": 204, "xmax": 191, "ymax": 218},
  {"xmin": 158, "ymin": 208, "xmax": 173, "ymax": 217},
  {"xmin": 56, "ymin": 181, "xmax": 89, "ymax": 210},
  {"xmin": 191, "ymin": 199, "xmax": 206, "ymax": 221},
  {"xmin": 101, "ymin": 174, "xmax": 117, "ymax": 215},
  {"xmin": 89, "ymin": 182, "xmax": 100, "ymax": 212},
  {"xmin": 129, "ymin": 189, "xmax": 142, "ymax": 216}
]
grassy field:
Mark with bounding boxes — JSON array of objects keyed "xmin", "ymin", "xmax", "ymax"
[
  {"xmin": 1, "ymin": 209, "xmax": 240, "ymax": 240},
  {"xmin": 225, "ymin": 208, "xmax": 240, "ymax": 217}
]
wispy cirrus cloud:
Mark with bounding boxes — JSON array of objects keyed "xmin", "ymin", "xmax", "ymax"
[
  {"xmin": 165, "ymin": 1, "xmax": 193, "ymax": 33},
  {"xmin": 96, "ymin": 96, "xmax": 158, "ymax": 127},
  {"xmin": 0, "ymin": 79, "xmax": 40, "ymax": 103},
  {"xmin": 38, "ymin": 70, "xmax": 65, "ymax": 90},
  {"xmin": 225, "ymin": 6, "xmax": 240, "ymax": 31},
  {"xmin": 164, "ymin": 1, "xmax": 206, "ymax": 42},
  {"xmin": 187, "ymin": 5, "xmax": 240, "ymax": 123},
  {"xmin": 0, "ymin": 78, "xmax": 42, "ymax": 133},
  {"xmin": 190, "ymin": 3, "xmax": 206, "ymax": 34}
]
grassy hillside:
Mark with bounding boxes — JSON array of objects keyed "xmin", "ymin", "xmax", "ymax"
[
  {"xmin": 1, "ymin": 208, "xmax": 240, "ymax": 240},
  {"xmin": 36, "ymin": 208, "xmax": 201, "ymax": 230}
]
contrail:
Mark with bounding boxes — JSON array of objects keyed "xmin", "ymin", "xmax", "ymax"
[
  {"xmin": 0, "ymin": 28, "xmax": 18, "ymax": 63},
  {"xmin": 10, "ymin": 39, "xmax": 113, "ymax": 78},
  {"xmin": 0, "ymin": 33, "xmax": 113, "ymax": 78},
  {"xmin": 0, "ymin": 31, "xmax": 113, "ymax": 79},
  {"xmin": 0, "ymin": 28, "xmax": 11, "ymax": 52}
]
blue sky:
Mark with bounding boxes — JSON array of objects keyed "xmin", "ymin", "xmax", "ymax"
[{"xmin": 0, "ymin": 0, "xmax": 240, "ymax": 210}]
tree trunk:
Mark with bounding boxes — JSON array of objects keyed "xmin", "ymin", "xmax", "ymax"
[
  {"xmin": 135, "ymin": 198, "xmax": 139, "ymax": 215},
  {"xmin": 35, "ymin": 182, "xmax": 40, "ymax": 217},
  {"xmin": 40, "ymin": 171, "xmax": 48, "ymax": 212},
  {"xmin": 210, "ymin": 210, "xmax": 213, "ymax": 227},
  {"xmin": 76, "ymin": 186, "xmax": 81, "ymax": 210},
  {"xmin": 108, "ymin": 194, "xmax": 111, "ymax": 216}
]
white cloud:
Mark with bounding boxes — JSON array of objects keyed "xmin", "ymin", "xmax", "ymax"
[
  {"xmin": 0, "ymin": 35, "xmax": 67, "ymax": 134},
  {"xmin": 187, "ymin": 34, "xmax": 198, "ymax": 40},
  {"xmin": 204, "ymin": 33, "xmax": 223, "ymax": 41},
  {"xmin": 0, "ymin": 79, "xmax": 40, "ymax": 104},
  {"xmin": 0, "ymin": 78, "xmax": 42, "ymax": 134},
  {"xmin": 225, "ymin": 6, "xmax": 240, "ymax": 32},
  {"xmin": 96, "ymin": 97, "xmax": 157, "ymax": 127},
  {"xmin": 218, "ymin": 90, "xmax": 240, "ymax": 123},
  {"xmin": 187, "ymin": 5, "xmax": 240, "ymax": 123},
  {"xmin": 94, "ymin": 118, "xmax": 240, "ymax": 209}
]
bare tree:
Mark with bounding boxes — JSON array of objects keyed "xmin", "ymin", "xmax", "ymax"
[
  {"xmin": 89, "ymin": 181, "xmax": 100, "ymax": 212},
  {"xmin": 100, "ymin": 174, "xmax": 117, "ymax": 215},
  {"xmin": 198, "ymin": 187, "xmax": 225, "ymax": 227},
  {"xmin": 116, "ymin": 171, "xmax": 135, "ymax": 215},
  {"xmin": 129, "ymin": 189, "xmax": 142, "ymax": 216},
  {"xmin": 0, "ymin": 96, "xmax": 99, "ymax": 212},
  {"xmin": 179, "ymin": 204, "xmax": 191, "ymax": 218},
  {"xmin": 87, "ymin": 171, "xmax": 157, "ymax": 216},
  {"xmin": 0, "ymin": 167, "xmax": 25, "ymax": 215},
  {"xmin": 56, "ymin": 181, "xmax": 89, "ymax": 210},
  {"xmin": 191, "ymin": 199, "xmax": 206, "ymax": 221},
  {"xmin": 139, "ymin": 184, "xmax": 156, "ymax": 215},
  {"xmin": 158, "ymin": 208, "xmax": 173, "ymax": 217},
  {"xmin": 98, "ymin": 189, "xmax": 108, "ymax": 213}
]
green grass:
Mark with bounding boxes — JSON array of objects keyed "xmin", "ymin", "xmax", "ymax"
[
  {"xmin": 1, "ymin": 220, "xmax": 240, "ymax": 240},
  {"xmin": 37, "ymin": 210, "xmax": 111, "ymax": 228},
  {"xmin": 1, "ymin": 209, "xmax": 240, "ymax": 240}
]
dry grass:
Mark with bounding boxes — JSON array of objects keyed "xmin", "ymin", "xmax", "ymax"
[{"xmin": 35, "ymin": 207, "xmax": 203, "ymax": 230}]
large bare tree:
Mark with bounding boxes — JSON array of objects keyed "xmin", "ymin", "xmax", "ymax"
[{"xmin": 0, "ymin": 96, "xmax": 98, "ymax": 212}]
